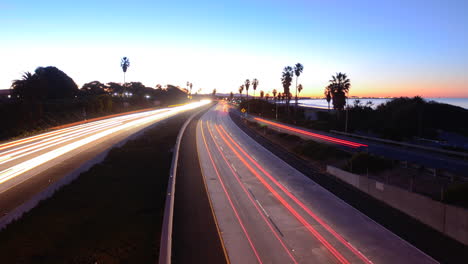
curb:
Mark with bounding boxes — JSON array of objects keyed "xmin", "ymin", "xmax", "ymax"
[{"xmin": 158, "ymin": 106, "xmax": 210, "ymax": 264}]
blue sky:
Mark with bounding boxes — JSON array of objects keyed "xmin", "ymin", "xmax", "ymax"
[{"xmin": 1, "ymin": 0, "xmax": 467, "ymax": 97}]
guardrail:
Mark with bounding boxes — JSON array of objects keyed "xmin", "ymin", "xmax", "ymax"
[
  {"xmin": 158, "ymin": 107, "xmax": 208, "ymax": 264},
  {"xmin": 330, "ymin": 130, "xmax": 468, "ymax": 160}
]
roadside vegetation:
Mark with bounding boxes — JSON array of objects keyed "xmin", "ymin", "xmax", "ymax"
[
  {"xmin": 229, "ymin": 65, "xmax": 467, "ymax": 143},
  {"xmin": 241, "ymin": 116, "xmax": 468, "ymax": 207},
  {"xmin": 237, "ymin": 96, "xmax": 468, "ymax": 143},
  {"xmin": 0, "ymin": 112, "xmax": 192, "ymax": 263},
  {"xmin": 0, "ymin": 60, "xmax": 200, "ymax": 141}
]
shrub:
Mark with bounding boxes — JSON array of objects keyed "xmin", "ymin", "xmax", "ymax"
[
  {"xmin": 295, "ymin": 140, "xmax": 348, "ymax": 160},
  {"xmin": 445, "ymin": 183, "xmax": 468, "ymax": 208},
  {"xmin": 345, "ymin": 152, "xmax": 393, "ymax": 174}
]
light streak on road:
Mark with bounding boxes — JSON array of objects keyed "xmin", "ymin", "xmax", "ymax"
[
  {"xmin": 253, "ymin": 117, "xmax": 367, "ymax": 148},
  {"xmin": 200, "ymin": 120, "xmax": 263, "ymax": 264},
  {"xmin": 202, "ymin": 121, "xmax": 298, "ymax": 264},
  {"xmin": 217, "ymin": 124, "xmax": 373, "ymax": 264},
  {"xmin": 0, "ymin": 100, "xmax": 210, "ymax": 185},
  {"xmin": 213, "ymin": 124, "xmax": 351, "ymax": 264}
]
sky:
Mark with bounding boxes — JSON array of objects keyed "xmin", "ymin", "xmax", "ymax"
[{"xmin": 1, "ymin": 0, "xmax": 467, "ymax": 98}]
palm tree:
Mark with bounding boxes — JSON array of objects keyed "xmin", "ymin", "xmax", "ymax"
[
  {"xmin": 11, "ymin": 72, "xmax": 31, "ymax": 98},
  {"xmin": 252, "ymin": 78, "xmax": 259, "ymax": 98},
  {"xmin": 244, "ymin": 79, "xmax": 250, "ymax": 100},
  {"xmin": 298, "ymin": 84, "xmax": 303, "ymax": 99},
  {"xmin": 120, "ymin": 57, "xmax": 130, "ymax": 84},
  {"xmin": 324, "ymin": 87, "xmax": 332, "ymax": 111},
  {"xmin": 239, "ymin": 85, "xmax": 244, "ymax": 99},
  {"xmin": 294, "ymin": 63, "xmax": 304, "ymax": 108},
  {"xmin": 328, "ymin": 72, "xmax": 350, "ymax": 110},
  {"xmin": 260, "ymin": 90, "xmax": 264, "ymax": 99},
  {"xmin": 281, "ymin": 66, "xmax": 294, "ymax": 115},
  {"xmin": 272, "ymin": 89, "xmax": 277, "ymax": 101}
]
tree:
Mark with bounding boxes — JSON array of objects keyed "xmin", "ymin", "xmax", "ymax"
[
  {"xmin": 11, "ymin": 72, "xmax": 39, "ymax": 102},
  {"xmin": 324, "ymin": 87, "xmax": 332, "ymax": 111},
  {"xmin": 189, "ymin": 83, "xmax": 193, "ymax": 98},
  {"xmin": 229, "ymin": 91, "xmax": 234, "ymax": 101},
  {"xmin": 108, "ymin": 82, "xmax": 125, "ymax": 95},
  {"xmin": 298, "ymin": 84, "xmax": 303, "ymax": 99},
  {"xmin": 294, "ymin": 63, "xmax": 303, "ymax": 108},
  {"xmin": 121, "ymin": 57, "xmax": 130, "ymax": 84},
  {"xmin": 252, "ymin": 78, "xmax": 259, "ymax": 98},
  {"xmin": 260, "ymin": 90, "xmax": 264, "ymax": 99},
  {"xmin": 328, "ymin": 72, "xmax": 350, "ymax": 110},
  {"xmin": 12, "ymin": 66, "xmax": 78, "ymax": 101},
  {"xmin": 281, "ymin": 66, "xmax": 293, "ymax": 115},
  {"xmin": 265, "ymin": 93, "xmax": 270, "ymax": 101},
  {"xmin": 239, "ymin": 85, "xmax": 244, "ymax": 99},
  {"xmin": 81, "ymin": 81, "xmax": 106, "ymax": 95},
  {"xmin": 244, "ymin": 79, "xmax": 250, "ymax": 100},
  {"xmin": 272, "ymin": 89, "xmax": 277, "ymax": 102},
  {"xmin": 212, "ymin": 88, "xmax": 216, "ymax": 97}
]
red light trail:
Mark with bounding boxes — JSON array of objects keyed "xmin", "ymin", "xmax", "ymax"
[
  {"xmin": 203, "ymin": 121, "xmax": 298, "ymax": 264},
  {"xmin": 253, "ymin": 118, "xmax": 367, "ymax": 148},
  {"xmin": 214, "ymin": 124, "xmax": 351, "ymax": 264},
  {"xmin": 218, "ymin": 124, "xmax": 373, "ymax": 264}
]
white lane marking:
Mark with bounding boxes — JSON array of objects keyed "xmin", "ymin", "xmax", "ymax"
[
  {"xmin": 231, "ymin": 163, "xmax": 237, "ymax": 172},
  {"xmin": 255, "ymin": 199, "xmax": 270, "ymax": 217}
]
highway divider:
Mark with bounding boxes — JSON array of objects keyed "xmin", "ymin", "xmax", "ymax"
[{"xmin": 158, "ymin": 106, "xmax": 209, "ymax": 264}]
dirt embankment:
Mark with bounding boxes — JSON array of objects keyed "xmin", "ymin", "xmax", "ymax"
[{"xmin": 0, "ymin": 112, "xmax": 193, "ymax": 263}]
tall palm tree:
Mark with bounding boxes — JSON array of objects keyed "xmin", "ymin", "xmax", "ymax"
[
  {"xmin": 281, "ymin": 66, "xmax": 293, "ymax": 115},
  {"xmin": 328, "ymin": 72, "xmax": 350, "ymax": 110},
  {"xmin": 294, "ymin": 63, "xmax": 304, "ymax": 108},
  {"xmin": 120, "ymin": 57, "xmax": 130, "ymax": 84},
  {"xmin": 244, "ymin": 79, "xmax": 250, "ymax": 100},
  {"xmin": 239, "ymin": 85, "xmax": 244, "ymax": 99},
  {"xmin": 252, "ymin": 78, "xmax": 259, "ymax": 98}
]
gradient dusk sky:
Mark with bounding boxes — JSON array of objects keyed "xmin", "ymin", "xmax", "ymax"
[{"xmin": 1, "ymin": 0, "xmax": 467, "ymax": 97}]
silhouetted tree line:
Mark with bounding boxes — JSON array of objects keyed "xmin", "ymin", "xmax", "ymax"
[
  {"xmin": 0, "ymin": 66, "xmax": 188, "ymax": 140},
  {"xmin": 344, "ymin": 97, "xmax": 468, "ymax": 140},
  {"xmin": 239, "ymin": 96, "xmax": 468, "ymax": 141}
]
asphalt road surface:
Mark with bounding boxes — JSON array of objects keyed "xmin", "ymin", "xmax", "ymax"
[
  {"xmin": 0, "ymin": 101, "xmax": 210, "ymax": 219},
  {"xmin": 196, "ymin": 103, "xmax": 437, "ymax": 264}
]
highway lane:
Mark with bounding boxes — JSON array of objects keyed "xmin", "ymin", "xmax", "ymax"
[
  {"xmin": 196, "ymin": 103, "xmax": 437, "ymax": 264},
  {"xmin": 251, "ymin": 116, "xmax": 468, "ymax": 176},
  {"xmin": 0, "ymin": 101, "xmax": 210, "ymax": 215}
]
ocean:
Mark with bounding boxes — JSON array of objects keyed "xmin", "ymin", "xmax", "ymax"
[{"xmin": 297, "ymin": 98, "xmax": 468, "ymax": 110}]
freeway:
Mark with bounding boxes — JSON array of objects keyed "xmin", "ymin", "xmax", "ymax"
[
  {"xmin": 196, "ymin": 103, "xmax": 437, "ymax": 263},
  {"xmin": 0, "ymin": 101, "xmax": 210, "ymax": 219},
  {"xmin": 251, "ymin": 116, "xmax": 468, "ymax": 176}
]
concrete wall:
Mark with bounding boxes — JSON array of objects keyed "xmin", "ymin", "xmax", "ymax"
[{"xmin": 327, "ymin": 165, "xmax": 468, "ymax": 246}]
